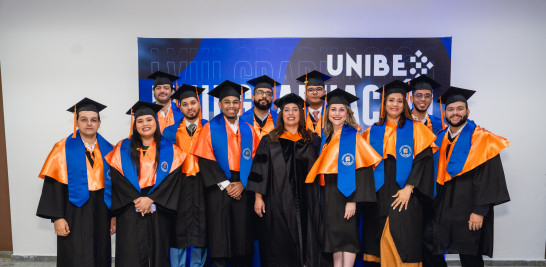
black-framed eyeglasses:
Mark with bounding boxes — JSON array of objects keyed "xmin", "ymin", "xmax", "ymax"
[
  {"xmin": 255, "ymin": 90, "xmax": 273, "ymax": 97},
  {"xmin": 414, "ymin": 93, "xmax": 432, "ymax": 100}
]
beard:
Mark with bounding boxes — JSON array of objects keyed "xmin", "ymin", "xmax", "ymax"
[
  {"xmin": 184, "ymin": 112, "xmax": 199, "ymax": 121},
  {"xmin": 446, "ymin": 113, "xmax": 469, "ymax": 127},
  {"xmin": 254, "ymin": 99, "xmax": 271, "ymax": 110},
  {"xmin": 412, "ymin": 103, "xmax": 429, "ymax": 113}
]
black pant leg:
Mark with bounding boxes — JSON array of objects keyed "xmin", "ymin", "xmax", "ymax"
[{"xmin": 459, "ymin": 254, "xmax": 484, "ymax": 267}]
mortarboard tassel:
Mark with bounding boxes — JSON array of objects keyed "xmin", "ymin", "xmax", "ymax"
[
  {"xmin": 439, "ymin": 98, "xmax": 446, "ymax": 129},
  {"xmin": 240, "ymin": 85, "xmax": 244, "ymax": 116},
  {"xmin": 304, "ymin": 73, "xmax": 308, "ymax": 125},
  {"xmin": 72, "ymin": 104, "xmax": 77, "ymax": 138},
  {"xmin": 380, "ymin": 86, "xmax": 385, "ymax": 118},
  {"xmin": 196, "ymin": 86, "xmax": 202, "ymax": 122},
  {"xmin": 273, "ymin": 81, "xmax": 277, "ymax": 109},
  {"xmin": 321, "ymin": 92, "xmax": 327, "ymax": 131},
  {"xmin": 128, "ymin": 108, "xmax": 134, "ymax": 139}
]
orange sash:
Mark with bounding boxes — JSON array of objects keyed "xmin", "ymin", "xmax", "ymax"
[
  {"xmin": 158, "ymin": 106, "xmax": 175, "ymax": 133},
  {"xmin": 305, "ymin": 111, "xmax": 322, "ymax": 137},
  {"xmin": 255, "ymin": 114, "xmax": 276, "ymax": 139},
  {"xmin": 279, "ymin": 131, "xmax": 302, "ymax": 142},
  {"xmin": 175, "ymin": 118, "xmax": 203, "ymax": 176}
]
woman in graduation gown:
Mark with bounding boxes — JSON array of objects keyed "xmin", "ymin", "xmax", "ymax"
[
  {"xmin": 105, "ymin": 101, "xmax": 197, "ymax": 267},
  {"xmin": 246, "ymin": 93, "xmax": 323, "ymax": 267},
  {"xmin": 305, "ymin": 89, "xmax": 382, "ymax": 267},
  {"xmin": 361, "ymin": 80, "xmax": 437, "ymax": 267}
]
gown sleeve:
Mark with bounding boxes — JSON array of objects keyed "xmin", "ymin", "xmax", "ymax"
[{"xmin": 36, "ymin": 176, "xmax": 67, "ymax": 222}]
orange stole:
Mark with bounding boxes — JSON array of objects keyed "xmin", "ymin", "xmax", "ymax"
[
  {"xmin": 305, "ymin": 112, "xmax": 322, "ymax": 137},
  {"xmin": 279, "ymin": 131, "xmax": 302, "ymax": 142},
  {"xmin": 175, "ymin": 118, "xmax": 203, "ymax": 176},
  {"xmin": 379, "ymin": 218, "xmax": 422, "ymax": 267},
  {"xmin": 105, "ymin": 140, "xmax": 186, "ymax": 189},
  {"xmin": 305, "ymin": 127, "xmax": 382, "ymax": 186},
  {"xmin": 191, "ymin": 118, "xmax": 260, "ymax": 172},
  {"xmin": 436, "ymin": 126, "xmax": 509, "ymax": 185},
  {"xmin": 362, "ymin": 121, "xmax": 438, "ymax": 160},
  {"xmin": 39, "ymin": 138, "xmax": 105, "ymax": 191},
  {"xmin": 254, "ymin": 114, "xmax": 276, "ymax": 139},
  {"xmin": 158, "ymin": 106, "xmax": 175, "ymax": 133}
]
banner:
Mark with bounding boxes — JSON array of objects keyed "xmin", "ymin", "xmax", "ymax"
[{"xmin": 138, "ymin": 37, "xmax": 451, "ymax": 127}]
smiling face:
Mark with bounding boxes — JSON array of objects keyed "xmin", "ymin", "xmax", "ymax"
[
  {"xmin": 282, "ymin": 103, "xmax": 300, "ymax": 128},
  {"xmin": 411, "ymin": 89, "xmax": 433, "ymax": 112},
  {"xmin": 218, "ymin": 96, "xmax": 241, "ymax": 120},
  {"xmin": 77, "ymin": 111, "xmax": 101, "ymax": 137},
  {"xmin": 328, "ymin": 104, "xmax": 348, "ymax": 130},
  {"xmin": 252, "ymin": 88, "xmax": 273, "ymax": 110},
  {"xmin": 135, "ymin": 115, "xmax": 157, "ymax": 139},
  {"xmin": 445, "ymin": 101, "xmax": 469, "ymax": 127},
  {"xmin": 153, "ymin": 84, "xmax": 173, "ymax": 105},
  {"xmin": 385, "ymin": 93, "xmax": 404, "ymax": 119},
  {"xmin": 180, "ymin": 97, "xmax": 200, "ymax": 121}
]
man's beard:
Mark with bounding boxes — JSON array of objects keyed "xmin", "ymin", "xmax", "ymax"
[
  {"xmin": 412, "ymin": 102, "xmax": 429, "ymax": 113},
  {"xmin": 183, "ymin": 112, "xmax": 199, "ymax": 121},
  {"xmin": 446, "ymin": 113, "xmax": 469, "ymax": 127},
  {"xmin": 254, "ymin": 99, "xmax": 271, "ymax": 110}
]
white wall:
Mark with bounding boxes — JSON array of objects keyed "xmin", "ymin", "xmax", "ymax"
[{"xmin": 1, "ymin": 0, "xmax": 544, "ymax": 260}]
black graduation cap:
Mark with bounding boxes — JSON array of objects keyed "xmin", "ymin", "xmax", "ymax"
[
  {"xmin": 171, "ymin": 84, "xmax": 205, "ymax": 101},
  {"xmin": 246, "ymin": 75, "xmax": 281, "ymax": 90},
  {"xmin": 147, "ymin": 71, "xmax": 180, "ymax": 88},
  {"xmin": 375, "ymin": 80, "xmax": 414, "ymax": 96},
  {"xmin": 274, "ymin": 93, "xmax": 306, "ymax": 109},
  {"xmin": 408, "ymin": 75, "xmax": 441, "ymax": 92},
  {"xmin": 66, "ymin": 97, "xmax": 106, "ymax": 114},
  {"xmin": 296, "ymin": 70, "xmax": 332, "ymax": 86},
  {"xmin": 208, "ymin": 80, "xmax": 248, "ymax": 100},
  {"xmin": 126, "ymin": 101, "xmax": 163, "ymax": 118},
  {"xmin": 321, "ymin": 88, "xmax": 359, "ymax": 106},
  {"xmin": 437, "ymin": 86, "xmax": 475, "ymax": 107}
]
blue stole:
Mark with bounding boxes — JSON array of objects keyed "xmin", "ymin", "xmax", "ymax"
[
  {"xmin": 429, "ymin": 114, "xmax": 444, "ymax": 135},
  {"xmin": 337, "ymin": 125, "xmax": 358, "ymax": 197},
  {"xmin": 369, "ymin": 120, "xmax": 414, "ymax": 191},
  {"xmin": 209, "ymin": 114, "xmax": 254, "ymax": 187},
  {"xmin": 162, "ymin": 117, "xmax": 208, "ymax": 145},
  {"xmin": 433, "ymin": 120, "xmax": 476, "ymax": 180},
  {"xmin": 171, "ymin": 101, "xmax": 184, "ymax": 122},
  {"xmin": 241, "ymin": 107, "xmax": 278, "ymax": 128},
  {"xmin": 65, "ymin": 131, "xmax": 113, "ymax": 208},
  {"xmin": 117, "ymin": 137, "xmax": 174, "ymax": 194}
]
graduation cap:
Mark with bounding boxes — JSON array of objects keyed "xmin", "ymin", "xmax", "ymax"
[
  {"xmin": 147, "ymin": 71, "xmax": 180, "ymax": 88},
  {"xmin": 437, "ymin": 86, "xmax": 475, "ymax": 107},
  {"xmin": 321, "ymin": 88, "xmax": 359, "ymax": 106},
  {"xmin": 67, "ymin": 97, "xmax": 107, "ymax": 138},
  {"xmin": 126, "ymin": 101, "xmax": 163, "ymax": 138},
  {"xmin": 274, "ymin": 93, "xmax": 306, "ymax": 109},
  {"xmin": 408, "ymin": 75, "xmax": 441, "ymax": 92},
  {"xmin": 247, "ymin": 75, "xmax": 281, "ymax": 90},
  {"xmin": 209, "ymin": 80, "xmax": 249, "ymax": 116},
  {"xmin": 375, "ymin": 80, "xmax": 414, "ymax": 118},
  {"xmin": 171, "ymin": 84, "xmax": 205, "ymax": 101},
  {"xmin": 296, "ymin": 70, "xmax": 332, "ymax": 87}
]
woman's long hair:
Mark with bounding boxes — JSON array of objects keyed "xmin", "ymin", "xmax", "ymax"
[
  {"xmin": 269, "ymin": 107, "xmax": 314, "ymax": 143},
  {"xmin": 323, "ymin": 104, "xmax": 359, "ymax": 137},
  {"xmin": 130, "ymin": 116, "xmax": 162, "ymax": 179},
  {"xmin": 374, "ymin": 93, "xmax": 413, "ymax": 128}
]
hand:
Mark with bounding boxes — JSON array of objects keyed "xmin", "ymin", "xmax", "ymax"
[
  {"xmin": 391, "ymin": 185, "xmax": 414, "ymax": 212},
  {"xmin": 344, "ymin": 202, "xmax": 356, "ymax": 220},
  {"xmin": 254, "ymin": 194, "xmax": 266, "ymax": 217},
  {"xmin": 110, "ymin": 217, "xmax": 116, "ymax": 235},
  {"xmin": 54, "ymin": 218, "xmax": 70, "ymax": 236},
  {"xmin": 468, "ymin": 213, "xmax": 484, "ymax": 231},
  {"xmin": 134, "ymin": 197, "xmax": 154, "ymax": 216},
  {"xmin": 227, "ymin": 182, "xmax": 244, "ymax": 200}
]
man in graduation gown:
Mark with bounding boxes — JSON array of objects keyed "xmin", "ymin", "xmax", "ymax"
[
  {"xmin": 37, "ymin": 98, "xmax": 114, "ymax": 267},
  {"xmin": 163, "ymin": 84, "xmax": 208, "ymax": 266},
  {"xmin": 191, "ymin": 80, "xmax": 260, "ymax": 267},
  {"xmin": 423, "ymin": 87, "xmax": 510, "ymax": 267},
  {"xmin": 408, "ymin": 75, "xmax": 445, "ymax": 134},
  {"xmin": 240, "ymin": 75, "xmax": 280, "ymax": 139},
  {"xmin": 148, "ymin": 71, "xmax": 184, "ymax": 132},
  {"xmin": 296, "ymin": 70, "xmax": 332, "ymax": 137},
  {"xmin": 246, "ymin": 93, "xmax": 324, "ymax": 266}
]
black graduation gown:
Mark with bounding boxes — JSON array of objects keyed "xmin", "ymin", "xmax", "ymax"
[
  {"xmin": 361, "ymin": 147, "xmax": 434, "ymax": 263},
  {"xmin": 197, "ymin": 157, "xmax": 254, "ymax": 259},
  {"xmin": 110, "ymin": 166, "xmax": 183, "ymax": 267},
  {"xmin": 169, "ymin": 171, "xmax": 207, "ymax": 249},
  {"xmin": 246, "ymin": 134, "xmax": 324, "ymax": 266},
  {"xmin": 432, "ymin": 154, "xmax": 510, "ymax": 257},
  {"xmin": 37, "ymin": 177, "xmax": 111, "ymax": 267}
]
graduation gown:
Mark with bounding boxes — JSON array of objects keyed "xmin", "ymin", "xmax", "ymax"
[
  {"xmin": 361, "ymin": 121, "xmax": 437, "ymax": 263},
  {"xmin": 424, "ymin": 114, "xmax": 444, "ymax": 135},
  {"xmin": 157, "ymin": 101, "xmax": 184, "ymax": 133},
  {"xmin": 306, "ymin": 126, "xmax": 382, "ymax": 253},
  {"xmin": 163, "ymin": 118, "xmax": 208, "ymax": 249},
  {"xmin": 36, "ymin": 133, "xmax": 113, "ymax": 267},
  {"xmin": 191, "ymin": 116, "xmax": 260, "ymax": 259},
  {"xmin": 246, "ymin": 131, "xmax": 323, "ymax": 266},
  {"xmin": 240, "ymin": 107, "xmax": 277, "ymax": 139},
  {"xmin": 432, "ymin": 123, "xmax": 510, "ymax": 257},
  {"xmin": 106, "ymin": 138, "xmax": 192, "ymax": 267}
]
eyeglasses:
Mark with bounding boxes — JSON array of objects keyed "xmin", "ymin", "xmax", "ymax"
[
  {"xmin": 255, "ymin": 90, "xmax": 273, "ymax": 97},
  {"xmin": 307, "ymin": 88, "xmax": 324, "ymax": 94},
  {"xmin": 414, "ymin": 93, "xmax": 432, "ymax": 100}
]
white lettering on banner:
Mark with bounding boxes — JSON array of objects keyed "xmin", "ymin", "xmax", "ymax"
[
  {"xmin": 362, "ymin": 84, "xmax": 380, "ymax": 126},
  {"xmin": 345, "ymin": 85, "xmax": 360, "ymax": 123},
  {"xmin": 327, "ymin": 54, "xmax": 343, "ymax": 76},
  {"xmin": 393, "ymin": 54, "xmax": 407, "ymax": 76},
  {"xmin": 374, "ymin": 55, "xmax": 389, "ymax": 76},
  {"xmin": 345, "ymin": 53, "xmax": 362, "ymax": 78}
]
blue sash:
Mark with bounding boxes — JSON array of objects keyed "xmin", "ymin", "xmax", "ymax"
[
  {"xmin": 210, "ymin": 114, "xmax": 254, "ymax": 187},
  {"xmin": 65, "ymin": 131, "xmax": 113, "ymax": 208},
  {"xmin": 241, "ymin": 107, "xmax": 278, "ymax": 128},
  {"xmin": 163, "ymin": 118, "xmax": 208, "ymax": 145},
  {"xmin": 337, "ymin": 125, "xmax": 358, "ymax": 197},
  {"xmin": 171, "ymin": 102, "xmax": 184, "ymax": 123},
  {"xmin": 118, "ymin": 137, "xmax": 174, "ymax": 194},
  {"xmin": 429, "ymin": 114, "xmax": 444, "ymax": 135},
  {"xmin": 370, "ymin": 120, "xmax": 414, "ymax": 191},
  {"xmin": 433, "ymin": 120, "xmax": 476, "ymax": 179}
]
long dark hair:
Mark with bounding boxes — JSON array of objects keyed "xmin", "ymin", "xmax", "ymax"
[
  {"xmin": 130, "ymin": 116, "xmax": 162, "ymax": 179},
  {"xmin": 374, "ymin": 93, "xmax": 413, "ymax": 128},
  {"xmin": 269, "ymin": 107, "xmax": 314, "ymax": 143}
]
